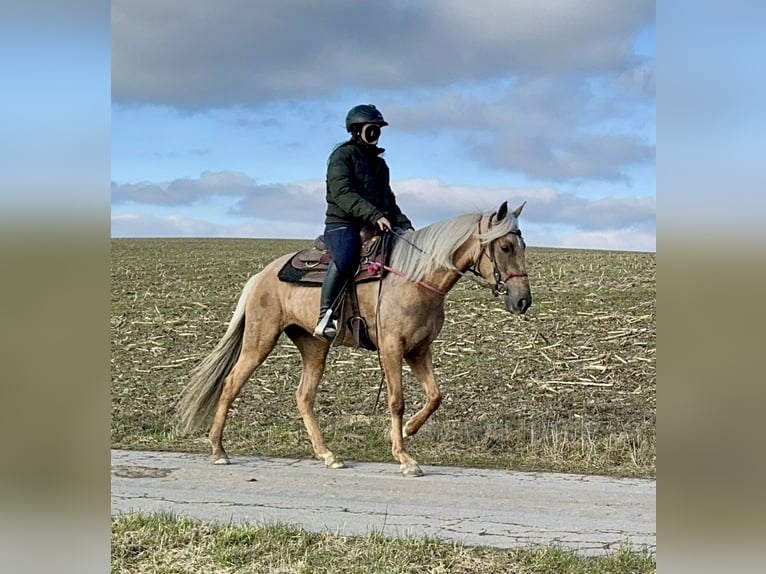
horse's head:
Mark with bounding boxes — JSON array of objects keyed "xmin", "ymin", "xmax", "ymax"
[{"xmin": 477, "ymin": 201, "xmax": 532, "ymax": 314}]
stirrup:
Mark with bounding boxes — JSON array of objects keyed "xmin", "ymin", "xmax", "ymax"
[{"xmin": 313, "ymin": 308, "xmax": 338, "ymax": 341}]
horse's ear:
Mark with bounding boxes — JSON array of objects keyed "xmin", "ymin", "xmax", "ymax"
[
  {"xmin": 511, "ymin": 201, "xmax": 526, "ymax": 218},
  {"xmin": 496, "ymin": 201, "xmax": 509, "ymax": 221}
]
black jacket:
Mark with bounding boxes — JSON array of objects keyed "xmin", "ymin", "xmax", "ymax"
[{"xmin": 324, "ymin": 140, "xmax": 412, "ymax": 229}]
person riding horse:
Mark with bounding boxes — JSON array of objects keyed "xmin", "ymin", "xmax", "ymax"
[{"xmin": 314, "ymin": 104, "xmax": 414, "ymax": 341}]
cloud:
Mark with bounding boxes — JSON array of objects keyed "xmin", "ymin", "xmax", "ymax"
[
  {"xmin": 560, "ymin": 226, "xmax": 656, "ymax": 252},
  {"xmin": 534, "ymin": 194, "xmax": 655, "ymax": 230},
  {"xmin": 112, "ymin": 2, "xmax": 654, "ymax": 186},
  {"xmin": 388, "ymin": 76, "xmax": 654, "ymax": 182},
  {"xmin": 112, "ymin": 172, "xmax": 327, "ymax": 223},
  {"xmin": 111, "ymin": 171, "xmax": 287, "ymax": 206},
  {"xmin": 477, "ymin": 127, "xmax": 653, "ymax": 183},
  {"xmin": 228, "ymin": 180, "xmax": 326, "ymax": 223},
  {"xmin": 393, "ymin": 179, "xmax": 654, "ymax": 231},
  {"xmin": 111, "ymin": 211, "xmax": 319, "ymax": 239},
  {"xmin": 112, "ymin": 0, "xmax": 654, "ymax": 108},
  {"xmin": 620, "ymin": 62, "xmax": 655, "ymax": 99},
  {"xmin": 112, "ymin": 209, "xmax": 655, "ymax": 252},
  {"xmin": 111, "ymin": 212, "xmax": 220, "ymax": 237},
  {"xmin": 392, "ymin": 178, "xmax": 544, "ymax": 223},
  {"xmin": 111, "ymin": 2, "xmax": 655, "ymax": 251},
  {"xmin": 112, "ymin": 172, "xmax": 654, "ymax": 240}
]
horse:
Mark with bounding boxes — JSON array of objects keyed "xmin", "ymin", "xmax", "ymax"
[{"xmin": 176, "ymin": 201, "xmax": 532, "ymax": 477}]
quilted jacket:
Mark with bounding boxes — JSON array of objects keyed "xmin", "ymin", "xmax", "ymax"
[{"xmin": 324, "ymin": 140, "xmax": 412, "ymax": 229}]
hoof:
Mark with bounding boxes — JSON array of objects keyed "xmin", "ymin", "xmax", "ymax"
[
  {"xmin": 400, "ymin": 462, "xmax": 424, "ymax": 477},
  {"xmin": 212, "ymin": 456, "xmax": 230, "ymax": 465},
  {"xmin": 321, "ymin": 453, "xmax": 345, "ymax": 469}
]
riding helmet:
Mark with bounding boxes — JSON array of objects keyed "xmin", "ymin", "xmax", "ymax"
[{"xmin": 345, "ymin": 104, "xmax": 388, "ymax": 132}]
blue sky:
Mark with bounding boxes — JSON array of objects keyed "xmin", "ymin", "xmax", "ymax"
[{"xmin": 111, "ymin": 1, "xmax": 655, "ymax": 252}]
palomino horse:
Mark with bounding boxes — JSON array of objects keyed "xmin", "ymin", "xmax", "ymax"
[{"xmin": 176, "ymin": 201, "xmax": 531, "ymax": 477}]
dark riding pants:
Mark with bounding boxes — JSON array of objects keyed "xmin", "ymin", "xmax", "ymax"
[{"xmin": 323, "ymin": 223, "xmax": 361, "ymax": 279}]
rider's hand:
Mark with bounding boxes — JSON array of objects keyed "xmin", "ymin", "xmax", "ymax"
[{"xmin": 376, "ymin": 217, "xmax": 393, "ymax": 232}]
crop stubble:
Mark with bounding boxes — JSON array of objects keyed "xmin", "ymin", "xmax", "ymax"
[{"xmin": 111, "ymin": 238, "xmax": 655, "ymax": 477}]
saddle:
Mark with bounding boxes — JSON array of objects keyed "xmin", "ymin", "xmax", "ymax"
[
  {"xmin": 277, "ymin": 226, "xmax": 391, "ymax": 286},
  {"xmin": 277, "ymin": 226, "xmax": 394, "ymax": 351}
]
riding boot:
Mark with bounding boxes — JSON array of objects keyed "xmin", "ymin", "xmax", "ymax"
[{"xmin": 313, "ymin": 262, "xmax": 347, "ymax": 341}]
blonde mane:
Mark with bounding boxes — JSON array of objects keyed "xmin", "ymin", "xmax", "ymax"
[{"xmin": 389, "ymin": 210, "xmax": 519, "ymax": 283}]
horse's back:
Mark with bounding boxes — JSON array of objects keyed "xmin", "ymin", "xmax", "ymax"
[{"xmin": 241, "ymin": 252, "xmax": 319, "ymax": 332}]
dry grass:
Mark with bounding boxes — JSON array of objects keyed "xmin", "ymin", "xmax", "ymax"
[
  {"xmin": 111, "ymin": 239, "xmax": 655, "ymax": 477},
  {"xmin": 112, "ymin": 513, "xmax": 656, "ymax": 574}
]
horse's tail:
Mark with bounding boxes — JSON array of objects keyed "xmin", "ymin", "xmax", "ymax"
[{"xmin": 175, "ymin": 274, "xmax": 257, "ymax": 434}]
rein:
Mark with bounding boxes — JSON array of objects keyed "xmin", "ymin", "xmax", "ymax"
[
  {"xmin": 374, "ymin": 229, "xmax": 446, "ymax": 296},
  {"xmin": 367, "ymin": 261, "xmax": 446, "ymax": 296}
]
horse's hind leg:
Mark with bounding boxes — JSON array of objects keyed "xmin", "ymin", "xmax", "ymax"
[
  {"xmin": 287, "ymin": 327, "xmax": 344, "ymax": 469},
  {"xmin": 208, "ymin": 324, "xmax": 280, "ymax": 465},
  {"xmin": 403, "ymin": 346, "xmax": 442, "ymax": 438}
]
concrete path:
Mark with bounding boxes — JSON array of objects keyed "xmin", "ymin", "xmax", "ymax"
[{"xmin": 111, "ymin": 449, "xmax": 655, "ymax": 556}]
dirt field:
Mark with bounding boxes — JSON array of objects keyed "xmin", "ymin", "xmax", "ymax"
[{"xmin": 111, "ymin": 238, "xmax": 655, "ymax": 477}]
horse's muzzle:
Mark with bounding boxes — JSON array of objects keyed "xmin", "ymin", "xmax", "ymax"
[{"xmin": 505, "ymin": 291, "xmax": 532, "ymax": 314}]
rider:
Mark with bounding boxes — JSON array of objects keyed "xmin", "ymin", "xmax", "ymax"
[{"xmin": 314, "ymin": 104, "xmax": 414, "ymax": 341}]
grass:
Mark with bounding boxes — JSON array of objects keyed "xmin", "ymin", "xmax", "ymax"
[
  {"xmin": 111, "ymin": 238, "xmax": 655, "ymax": 478},
  {"xmin": 112, "ymin": 513, "xmax": 656, "ymax": 574}
]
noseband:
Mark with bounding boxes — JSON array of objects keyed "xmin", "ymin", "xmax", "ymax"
[{"xmin": 466, "ymin": 215, "xmax": 528, "ymax": 297}]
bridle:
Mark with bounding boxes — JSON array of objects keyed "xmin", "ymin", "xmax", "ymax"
[
  {"xmin": 369, "ymin": 213, "xmax": 527, "ymax": 297},
  {"xmin": 464, "ymin": 214, "xmax": 528, "ymax": 297}
]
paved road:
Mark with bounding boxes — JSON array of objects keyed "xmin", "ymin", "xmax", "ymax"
[{"xmin": 111, "ymin": 449, "xmax": 655, "ymax": 555}]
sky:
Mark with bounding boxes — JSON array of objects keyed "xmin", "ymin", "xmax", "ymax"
[{"xmin": 111, "ymin": 0, "xmax": 655, "ymax": 252}]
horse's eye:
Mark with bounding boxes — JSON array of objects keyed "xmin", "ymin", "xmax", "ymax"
[{"xmin": 500, "ymin": 244, "xmax": 512, "ymax": 253}]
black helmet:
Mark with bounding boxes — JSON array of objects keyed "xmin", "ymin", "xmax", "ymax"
[{"xmin": 345, "ymin": 104, "xmax": 388, "ymax": 132}]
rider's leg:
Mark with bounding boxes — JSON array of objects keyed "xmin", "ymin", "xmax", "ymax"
[
  {"xmin": 314, "ymin": 261, "xmax": 345, "ymax": 339},
  {"xmin": 313, "ymin": 224, "xmax": 359, "ymax": 341}
]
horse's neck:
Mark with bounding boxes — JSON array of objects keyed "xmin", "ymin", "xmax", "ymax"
[{"xmin": 422, "ymin": 235, "xmax": 480, "ymax": 295}]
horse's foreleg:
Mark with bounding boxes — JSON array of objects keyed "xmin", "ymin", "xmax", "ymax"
[
  {"xmin": 290, "ymin": 330, "xmax": 344, "ymax": 469},
  {"xmin": 380, "ymin": 347, "xmax": 423, "ymax": 477},
  {"xmin": 208, "ymin": 329, "xmax": 278, "ymax": 465},
  {"xmin": 403, "ymin": 347, "xmax": 442, "ymax": 438}
]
